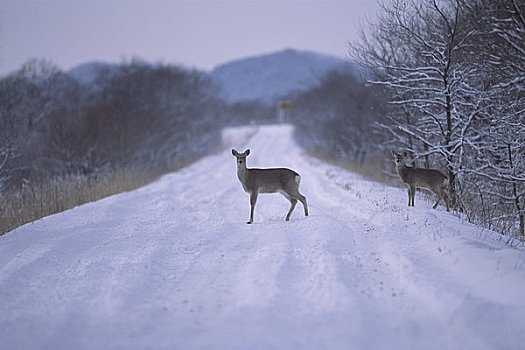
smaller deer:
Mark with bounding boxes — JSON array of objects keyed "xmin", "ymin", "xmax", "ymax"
[
  {"xmin": 391, "ymin": 151, "xmax": 449, "ymax": 211},
  {"xmin": 232, "ymin": 149, "xmax": 308, "ymax": 224}
]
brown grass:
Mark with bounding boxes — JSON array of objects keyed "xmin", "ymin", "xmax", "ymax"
[{"xmin": 0, "ymin": 161, "xmax": 193, "ymax": 236}]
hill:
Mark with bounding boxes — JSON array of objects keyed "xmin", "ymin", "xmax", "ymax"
[
  {"xmin": 68, "ymin": 50, "xmax": 361, "ymax": 103},
  {"xmin": 68, "ymin": 61, "xmax": 117, "ymax": 85},
  {"xmin": 211, "ymin": 49, "xmax": 360, "ymax": 104}
]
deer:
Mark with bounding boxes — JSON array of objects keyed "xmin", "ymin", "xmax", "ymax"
[
  {"xmin": 391, "ymin": 150, "xmax": 449, "ymax": 212},
  {"xmin": 231, "ymin": 149, "xmax": 309, "ymax": 224}
]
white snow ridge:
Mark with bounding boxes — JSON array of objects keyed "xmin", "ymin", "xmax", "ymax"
[{"xmin": 1, "ymin": 125, "xmax": 524, "ymax": 350}]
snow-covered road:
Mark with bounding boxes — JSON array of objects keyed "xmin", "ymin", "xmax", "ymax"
[{"xmin": 1, "ymin": 125, "xmax": 524, "ymax": 350}]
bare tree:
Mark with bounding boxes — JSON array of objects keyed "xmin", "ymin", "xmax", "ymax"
[
  {"xmin": 351, "ymin": 0, "xmax": 525, "ymax": 238},
  {"xmin": 351, "ymin": 0, "xmax": 485, "ymax": 209},
  {"xmin": 459, "ymin": 0, "xmax": 525, "ymax": 236}
]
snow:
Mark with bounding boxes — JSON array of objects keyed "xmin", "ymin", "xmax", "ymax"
[{"xmin": 1, "ymin": 124, "xmax": 524, "ymax": 350}]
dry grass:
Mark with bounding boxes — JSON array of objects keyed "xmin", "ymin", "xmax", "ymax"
[{"xmin": 0, "ymin": 162, "xmax": 191, "ymax": 236}]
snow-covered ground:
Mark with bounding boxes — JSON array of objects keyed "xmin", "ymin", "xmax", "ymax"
[{"xmin": 1, "ymin": 125, "xmax": 524, "ymax": 350}]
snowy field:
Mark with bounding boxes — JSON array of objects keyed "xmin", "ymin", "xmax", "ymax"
[{"xmin": 1, "ymin": 125, "xmax": 524, "ymax": 350}]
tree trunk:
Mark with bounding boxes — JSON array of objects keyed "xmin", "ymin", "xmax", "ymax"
[
  {"xmin": 444, "ymin": 80, "xmax": 457, "ymax": 209},
  {"xmin": 508, "ymin": 144, "xmax": 524, "ymax": 237}
]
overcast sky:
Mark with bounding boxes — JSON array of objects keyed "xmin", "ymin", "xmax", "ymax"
[{"xmin": 0, "ymin": 0, "xmax": 382, "ymax": 76}]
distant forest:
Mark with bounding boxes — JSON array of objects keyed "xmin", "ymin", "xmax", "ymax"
[
  {"xmin": 1, "ymin": 0, "xmax": 524, "ymax": 240},
  {"xmin": 0, "ymin": 59, "xmax": 276, "ymax": 233}
]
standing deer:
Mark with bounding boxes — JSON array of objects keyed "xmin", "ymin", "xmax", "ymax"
[
  {"xmin": 391, "ymin": 151, "xmax": 449, "ymax": 211},
  {"xmin": 232, "ymin": 149, "xmax": 309, "ymax": 224}
]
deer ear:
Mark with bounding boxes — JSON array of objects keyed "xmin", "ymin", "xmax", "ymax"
[
  {"xmin": 232, "ymin": 149, "xmax": 238, "ymax": 156},
  {"xmin": 403, "ymin": 151, "xmax": 408, "ymax": 157},
  {"xmin": 245, "ymin": 149, "xmax": 250, "ymax": 156},
  {"xmin": 391, "ymin": 150, "xmax": 397, "ymax": 157}
]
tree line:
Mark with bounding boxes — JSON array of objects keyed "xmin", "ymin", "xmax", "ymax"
[
  {"xmin": 290, "ymin": 71, "xmax": 388, "ymax": 172},
  {"xmin": 296, "ymin": 0, "xmax": 523, "ymax": 238},
  {"xmin": 1, "ymin": 59, "xmax": 225, "ymax": 189},
  {"xmin": 290, "ymin": 0, "xmax": 524, "ymax": 239},
  {"xmin": 0, "ymin": 59, "xmax": 231, "ymax": 233},
  {"xmin": 0, "ymin": 57, "xmax": 282, "ymax": 234}
]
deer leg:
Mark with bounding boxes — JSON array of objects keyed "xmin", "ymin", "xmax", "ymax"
[
  {"xmin": 409, "ymin": 185, "xmax": 416, "ymax": 206},
  {"xmin": 406, "ymin": 186, "xmax": 411, "ymax": 206},
  {"xmin": 299, "ymin": 194, "xmax": 308, "ymax": 217},
  {"xmin": 288, "ymin": 189, "xmax": 309, "ymax": 217},
  {"xmin": 285, "ymin": 198, "xmax": 298, "ymax": 221},
  {"xmin": 248, "ymin": 192, "xmax": 258, "ymax": 224},
  {"xmin": 440, "ymin": 188, "xmax": 450, "ymax": 212},
  {"xmin": 281, "ymin": 192, "xmax": 298, "ymax": 221}
]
